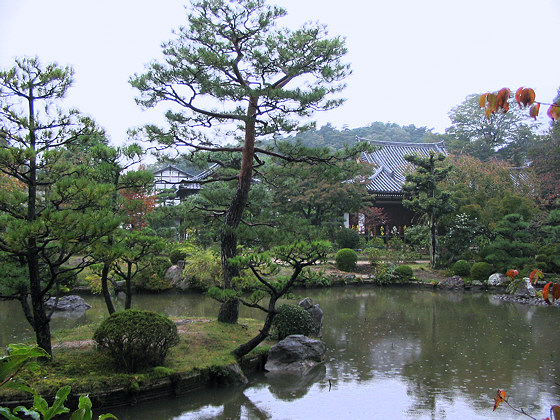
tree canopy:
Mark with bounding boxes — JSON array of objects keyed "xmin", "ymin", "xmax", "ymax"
[
  {"xmin": 0, "ymin": 57, "xmax": 120, "ymax": 355},
  {"xmin": 130, "ymin": 0, "xmax": 358, "ymax": 323}
]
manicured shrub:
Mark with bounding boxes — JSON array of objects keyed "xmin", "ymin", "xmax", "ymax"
[
  {"xmin": 452, "ymin": 260, "xmax": 471, "ymax": 277},
  {"xmin": 335, "ymin": 228, "xmax": 361, "ymax": 250},
  {"xmin": 272, "ymin": 304, "xmax": 314, "ymax": 340},
  {"xmin": 93, "ymin": 309, "xmax": 179, "ymax": 372},
  {"xmin": 169, "ymin": 248, "xmax": 188, "ymax": 264},
  {"xmin": 395, "ymin": 264, "xmax": 414, "ymax": 281},
  {"xmin": 135, "ymin": 256, "xmax": 173, "ymax": 292},
  {"xmin": 335, "ymin": 248, "xmax": 358, "ymax": 272},
  {"xmin": 470, "ymin": 261, "xmax": 493, "ymax": 281}
]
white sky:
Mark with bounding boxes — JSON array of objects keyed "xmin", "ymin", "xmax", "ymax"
[{"xmin": 1, "ymin": 0, "xmax": 559, "ymax": 145}]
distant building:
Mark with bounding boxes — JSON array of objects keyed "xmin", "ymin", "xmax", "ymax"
[
  {"xmin": 153, "ymin": 164, "xmax": 217, "ymax": 205},
  {"xmin": 346, "ymin": 139, "xmax": 447, "ymax": 235}
]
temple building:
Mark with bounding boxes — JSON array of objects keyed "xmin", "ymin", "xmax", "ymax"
[{"xmin": 345, "ymin": 138, "xmax": 447, "ymax": 236}]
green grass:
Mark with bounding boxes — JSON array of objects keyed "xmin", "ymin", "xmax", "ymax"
[{"xmin": 1, "ymin": 318, "xmax": 271, "ymax": 401}]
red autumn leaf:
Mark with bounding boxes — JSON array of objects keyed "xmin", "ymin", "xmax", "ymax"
[
  {"xmin": 515, "ymin": 87, "xmax": 525, "ymax": 105},
  {"xmin": 515, "ymin": 87, "xmax": 536, "ymax": 107},
  {"xmin": 548, "ymin": 104, "xmax": 560, "ymax": 121},
  {"xmin": 543, "ymin": 282, "xmax": 552, "ymax": 305},
  {"xmin": 552, "ymin": 283, "xmax": 560, "ymax": 301},
  {"xmin": 496, "ymin": 88, "xmax": 510, "ymax": 110},
  {"xmin": 529, "ymin": 269, "xmax": 543, "ymax": 284},
  {"xmin": 552, "ymin": 405, "xmax": 560, "ymax": 420},
  {"xmin": 506, "ymin": 269, "xmax": 519, "ymax": 279},
  {"xmin": 529, "ymin": 103, "xmax": 541, "ymax": 120},
  {"xmin": 493, "ymin": 390, "xmax": 506, "ymax": 411}
]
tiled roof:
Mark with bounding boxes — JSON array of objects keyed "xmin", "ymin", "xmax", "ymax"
[
  {"xmin": 358, "ymin": 139, "xmax": 447, "ymax": 194},
  {"xmin": 178, "ymin": 163, "xmax": 219, "ymax": 190}
]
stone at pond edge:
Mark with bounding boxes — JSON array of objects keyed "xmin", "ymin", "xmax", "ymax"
[
  {"xmin": 44, "ymin": 295, "xmax": 91, "ymax": 311},
  {"xmin": 514, "ymin": 277, "xmax": 536, "ymax": 298},
  {"xmin": 265, "ymin": 335, "xmax": 326, "ymax": 375},
  {"xmin": 218, "ymin": 363, "xmax": 248, "ymax": 386},
  {"xmin": 488, "ymin": 273, "xmax": 508, "ymax": 287},
  {"xmin": 298, "ymin": 297, "xmax": 324, "ymax": 337},
  {"xmin": 165, "ymin": 265, "xmax": 187, "ymax": 290},
  {"xmin": 437, "ymin": 275, "xmax": 465, "ymax": 289}
]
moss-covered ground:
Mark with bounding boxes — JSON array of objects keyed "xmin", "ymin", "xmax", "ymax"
[{"xmin": 0, "ymin": 318, "xmax": 271, "ymax": 402}]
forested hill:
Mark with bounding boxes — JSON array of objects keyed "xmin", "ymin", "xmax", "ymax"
[
  {"xmin": 280, "ymin": 122, "xmax": 444, "ymax": 151},
  {"xmin": 147, "ymin": 122, "xmax": 445, "ymax": 172}
]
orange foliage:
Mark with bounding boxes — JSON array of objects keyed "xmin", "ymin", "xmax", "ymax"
[
  {"xmin": 542, "ymin": 281, "xmax": 560, "ymax": 305},
  {"xmin": 493, "ymin": 390, "xmax": 506, "ymax": 411},
  {"xmin": 529, "ymin": 269, "xmax": 543, "ymax": 285},
  {"xmin": 506, "ymin": 269, "xmax": 518, "ymax": 280},
  {"xmin": 515, "ymin": 87, "xmax": 536, "ymax": 107},
  {"xmin": 120, "ymin": 189, "xmax": 156, "ymax": 230},
  {"xmin": 480, "ymin": 87, "xmax": 560, "ymax": 121}
]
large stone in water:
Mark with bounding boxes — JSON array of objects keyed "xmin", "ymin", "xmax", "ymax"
[
  {"xmin": 44, "ymin": 295, "xmax": 91, "ymax": 311},
  {"xmin": 265, "ymin": 335, "xmax": 326, "ymax": 375}
]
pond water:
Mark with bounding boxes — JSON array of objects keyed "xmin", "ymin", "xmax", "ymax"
[{"xmin": 2, "ymin": 287, "xmax": 559, "ymax": 419}]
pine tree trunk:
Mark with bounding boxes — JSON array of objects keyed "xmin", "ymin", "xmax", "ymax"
[
  {"xmin": 28, "ymin": 251, "xmax": 52, "ymax": 357},
  {"xmin": 101, "ymin": 262, "xmax": 115, "ymax": 314},
  {"xmin": 232, "ymin": 296, "xmax": 278, "ymax": 358},
  {"xmin": 218, "ymin": 97, "xmax": 258, "ymax": 324}
]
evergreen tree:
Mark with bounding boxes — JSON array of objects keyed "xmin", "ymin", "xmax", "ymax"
[
  {"xmin": 0, "ymin": 58, "xmax": 119, "ymax": 355},
  {"xmin": 130, "ymin": 0, "xmax": 360, "ymax": 323},
  {"xmin": 402, "ymin": 151, "xmax": 454, "ymax": 268}
]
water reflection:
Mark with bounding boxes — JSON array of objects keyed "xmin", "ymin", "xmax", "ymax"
[{"xmin": 3, "ymin": 287, "xmax": 560, "ymax": 419}]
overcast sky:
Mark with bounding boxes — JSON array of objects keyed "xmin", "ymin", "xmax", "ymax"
[{"xmin": 1, "ymin": 0, "xmax": 559, "ymax": 146}]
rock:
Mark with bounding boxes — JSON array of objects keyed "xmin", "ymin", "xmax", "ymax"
[
  {"xmin": 44, "ymin": 295, "xmax": 91, "ymax": 312},
  {"xmin": 298, "ymin": 297, "xmax": 313, "ymax": 310},
  {"xmin": 113, "ymin": 280, "xmax": 126, "ymax": 293},
  {"xmin": 307, "ymin": 305, "xmax": 324, "ymax": 337},
  {"xmin": 471, "ymin": 280, "xmax": 484, "ymax": 287},
  {"xmin": 219, "ymin": 363, "xmax": 248, "ymax": 386},
  {"xmin": 488, "ymin": 273, "xmax": 508, "ymax": 287},
  {"xmin": 437, "ymin": 275, "xmax": 465, "ymax": 289},
  {"xmin": 298, "ymin": 298, "xmax": 323, "ymax": 337},
  {"xmin": 265, "ymin": 335, "xmax": 326, "ymax": 375},
  {"xmin": 165, "ymin": 265, "xmax": 184, "ymax": 286},
  {"xmin": 514, "ymin": 278, "xmax": 536, "ymax": 298}
]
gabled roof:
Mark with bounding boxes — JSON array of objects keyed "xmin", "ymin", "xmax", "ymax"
[
  {"xmin": 178, "ymin": 163, "xmax": 219, "ymax": 190},
  {"xmin": 152, "ymin": 165, "xmax": 194, "ymax": 177},
  {"xmin": 358, "ymin": 139, "xmax": 447, "ymax": 195}
]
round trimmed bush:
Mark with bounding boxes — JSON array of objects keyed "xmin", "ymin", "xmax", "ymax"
[
  {"xmin": 335, "ymin": 228, "xmax": 361, "ymax": 250},
  {"xmin": 93, "ymin": 309, "xmax": 179, "ymax": 372},
  {"xmin": 470, "ymin": 262, "xmax": 493, "ymax": 281},
  {"xmin": 395, "ymin": 264, "xmax": 414, "ymax": 281},
  {"xmin": 335, "ymin": 248, "xmax": 358, "ymax": 272},
  {"xmin": 272, "ymin": 304, "xmax": 315, "ymax": 340},
  {"xmin": 452, "ymin": 260, "xmax": 471, "ymax": 277}
]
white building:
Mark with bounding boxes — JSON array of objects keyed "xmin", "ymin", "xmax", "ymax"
[{"xmin": 152, "ymin": 164, "xmax": 216, "ymax": 205}]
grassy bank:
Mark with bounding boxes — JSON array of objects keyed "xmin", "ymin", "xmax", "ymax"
[{"xmin": 0, "ymin": 318, "xmax": 271, "ymax": 404}]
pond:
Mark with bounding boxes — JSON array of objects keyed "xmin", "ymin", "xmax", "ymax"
[{"xmin": 2, "ymin": 287, "xmax": 559, "ymax": 419}]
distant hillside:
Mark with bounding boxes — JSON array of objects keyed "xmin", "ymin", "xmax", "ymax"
[
  {"xmin": 146, "ymin": 122, "xmax": 446, "ymax": 170},
  {"xmin": 281, "ymin": 122, "xmax": 444, "ymax": 151}
]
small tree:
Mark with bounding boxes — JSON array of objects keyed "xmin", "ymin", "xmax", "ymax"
[
  {"xmin": 0, "ymin": 57, "xmax": 120, "ymax": 356},
  {"xmin": 209, "ymin": 240, "xmax": 331, "ymax": 358},
  {"xmin": 402, "ymin": 151, "xmax": 454, "ymax": 268}
]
